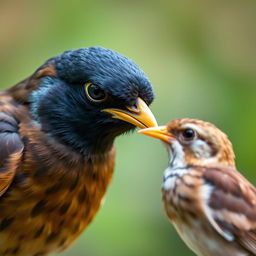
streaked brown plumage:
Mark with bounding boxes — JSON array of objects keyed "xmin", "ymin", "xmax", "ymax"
[
  {"xmin": 139, "ymin": 119, "xmax": 256, "ymax": 256},
  {"xmin": 0, "ymin": 47, "xmax": 157, "ymax": 256},
  {"xmin": 0, "ymin": 98, "xmax": 115, "ymax": 253}
]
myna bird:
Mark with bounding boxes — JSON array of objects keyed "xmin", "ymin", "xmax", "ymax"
[
  {"xmin": 139, "ymin": 119, "xmax": 256, "ymax": 256},
  {"xmin": 0, "ymin": 47, "xmax": 157, "ymax": 256}
]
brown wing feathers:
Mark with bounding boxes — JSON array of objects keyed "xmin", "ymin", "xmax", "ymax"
[
  {"xmin": 202, "ymin": 167, "xmax": 256, "ymax": 254},
  {"xmin": 0, "ymin": 112, "xmax": 23, "ymax": 196}
]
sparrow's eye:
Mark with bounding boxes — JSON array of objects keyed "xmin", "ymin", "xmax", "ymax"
[
  {"xmin": 181, "ymin": 129, "xmax": 195, "ymax": 141},
  {"xmin": 85, "ymin": 83, "xmax": 107, "ymax": 102}
]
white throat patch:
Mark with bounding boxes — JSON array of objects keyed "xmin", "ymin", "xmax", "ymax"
[
  {"xmin": 169, "ymin": 140, "xmax": 185, "ymax": 169},
  {"xmin": 162, "ymin": 141, "xmax": 187, "ymax": 191}
]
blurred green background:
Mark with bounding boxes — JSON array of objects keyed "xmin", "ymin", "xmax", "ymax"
[{"xmin": 1, "ymin": 0, "xmax": 256, "ymax": 255}]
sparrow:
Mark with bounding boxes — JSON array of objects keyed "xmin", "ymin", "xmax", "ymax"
[
  {"xmin": 139, "ymin": 119, "xmax": 256, "ymax": 256},
  {"xmin": 0, "ymin": 46, "xmax": 157, "ymax": 256}
]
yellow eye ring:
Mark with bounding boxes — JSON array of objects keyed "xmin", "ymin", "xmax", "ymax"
[{"xmin": 85, "ymin": 82, "xmax": 108, "ymax": 103}]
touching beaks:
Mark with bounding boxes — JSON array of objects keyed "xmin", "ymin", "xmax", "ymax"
[
  {"xmin": 138, "ymin": 126, "xmax": 174, "ymax": 143},
  {"xmin": 102, "ymin": 98, "xmax": 158, "ymax": 129}
]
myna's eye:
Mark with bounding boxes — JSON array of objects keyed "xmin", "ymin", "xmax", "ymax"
[{"xmin": 85, "ymin": 83, "xmax": 107, "ymax": 102}]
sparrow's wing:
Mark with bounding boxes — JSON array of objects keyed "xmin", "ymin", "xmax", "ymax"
[
  {"xmin": 236, "ymin": 230, "xmax": 256, "ymax": 254},
  {"xmin": 0, "ymin": 111, "xmax": 24, "ymax": 196},
  {"xmin": 201, "ymin": 167, "xmax": 256, "ymax": 254}
]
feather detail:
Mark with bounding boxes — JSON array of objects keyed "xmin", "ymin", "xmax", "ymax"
[
  {"xmin": 200, "ymin": 166, "xmax": 256, "ymax": 254},
  {"xmin": 0, "ymin": 110, "xmax": 24, "ymax": 196}
]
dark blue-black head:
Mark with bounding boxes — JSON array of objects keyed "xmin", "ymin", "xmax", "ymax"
[{"xmin": 26, "ymin": 47, "xmax": 156, "ymax": 155}]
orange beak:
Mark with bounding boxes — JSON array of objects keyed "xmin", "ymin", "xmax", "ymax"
[
  {"xmin": 102, "ymin": 98, "xmax": 157, "ymax": 129},
  {"xmin": 138, "ymin": 125, "xmax": 174, "ymax": 143}
]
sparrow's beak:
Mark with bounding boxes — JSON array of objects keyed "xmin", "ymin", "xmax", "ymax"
[
  {"xmin": 138, "ymin": 125, "xmax": 174, "ymax": 143},
  {"xmin": 102, "ymin": 98, "xmax": 157, "ymax": 129}
]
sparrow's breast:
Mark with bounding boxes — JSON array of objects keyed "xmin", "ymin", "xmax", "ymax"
[{"xmin": 162, "ymin": 166, "xmax": 203, "ymax": 220}]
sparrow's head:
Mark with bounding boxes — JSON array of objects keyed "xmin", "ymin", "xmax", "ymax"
[
  {"xmin": 12, "ymin": 47, "xmax": 157, "ymax": 154},
  {"xmin": 139, "ymin": 118, "xmax": 235, "ymax": 168}
]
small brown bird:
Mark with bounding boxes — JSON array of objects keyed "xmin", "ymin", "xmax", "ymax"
[
  {"xmin": 0, "ymin": 47, "xmax": 157, "ymax": 256},
  {"xmin": 139, "ymin": 119, "xmax": 256, "ymax": 256}
]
